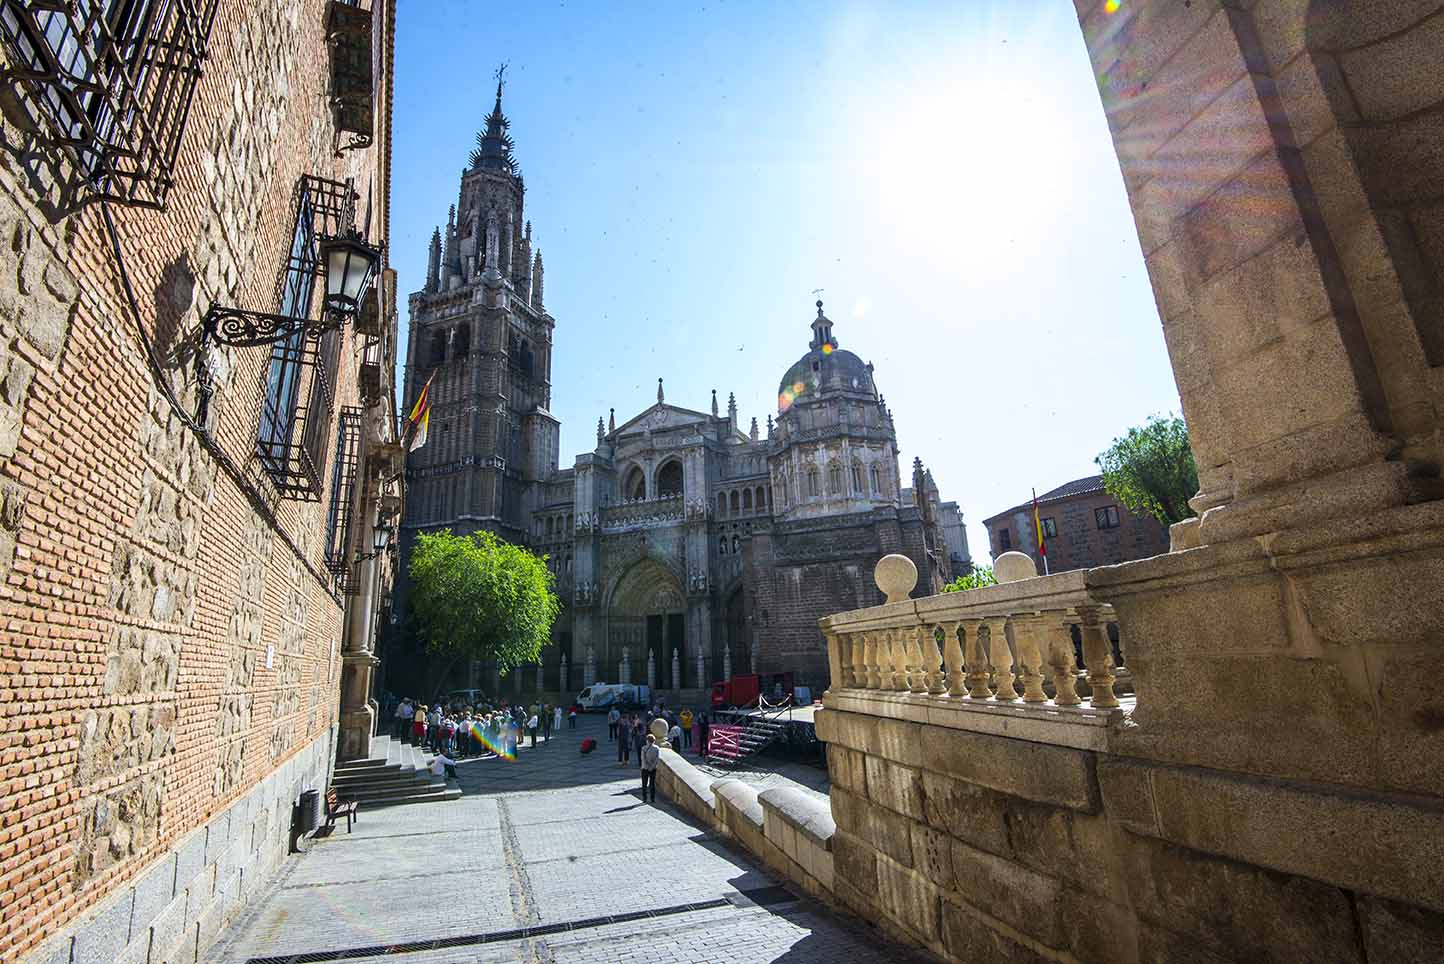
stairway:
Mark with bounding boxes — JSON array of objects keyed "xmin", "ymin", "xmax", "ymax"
[
  {"xmin": 331, "ymin": 735, "xmax": 461, "ymax": 809},
  {"xmin": 706, "ymin": 715, "xmax": 787, "ymax": 766}
]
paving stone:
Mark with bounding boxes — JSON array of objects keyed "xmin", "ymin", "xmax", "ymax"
[{"xmin": 205, "ymin": 716, "xmax": 918, "ymax": 964}]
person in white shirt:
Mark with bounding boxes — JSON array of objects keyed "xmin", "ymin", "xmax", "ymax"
[
  {"xmin": 668, "ymin": 723, "xmax": 682, "ymax": 753},
  {"xmin": 553, "ymin": 705, "xmax": 563, "ymax": 733},
  {"xmin": 607, "ymin": 706, "xmax": 621, "ymax": 741},
  {"xmin": 431, "ymin": 752, "xmax": 457, "ymax": 780}
]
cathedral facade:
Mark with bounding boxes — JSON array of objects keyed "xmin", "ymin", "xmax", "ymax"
[{"xmin": 399, "ymin": 86, "xmax": 963, "ymax": 696}]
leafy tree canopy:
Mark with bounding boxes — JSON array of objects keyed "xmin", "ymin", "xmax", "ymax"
[
  {"xmin": 942, "ymin": 564, "xmax": 998, "ymax": 593},
  {"xmin": 408, "ymin": 529, "xmax": 561, "ymax": 675},
  {"xmin": 1095, "ymin": 414, "xmax": 1198, "ymax": 527}
]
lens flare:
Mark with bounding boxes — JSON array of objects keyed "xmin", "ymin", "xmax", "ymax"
[
  {"xmin": 1104, "ymin": 0, "xmax": 1120, "ymax": 12},
  {"xmin": 472, "ymin": 721, "xmax": 516, "ymax": 761},
  {"xmin": 821, "ymin": 343, "xmax": 833, "ymax": 355}
]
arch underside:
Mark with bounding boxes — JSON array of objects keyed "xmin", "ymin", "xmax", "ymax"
[{"xmin": 605, "ymin": 557, "xmax": 689, "ymax": 688}]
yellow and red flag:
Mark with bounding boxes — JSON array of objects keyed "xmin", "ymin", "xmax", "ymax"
[
  {"xmin": 404, "ymin": 373, "xmax": 434, "ymax": 452},
  {"xmin": 1032, "ymin": 487, "xmax": 1048, "ymax": 564}
]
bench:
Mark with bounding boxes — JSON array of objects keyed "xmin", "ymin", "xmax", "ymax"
[{"xmin": 324, "ymin": 788, "xmax": 358, "ymax": 833}]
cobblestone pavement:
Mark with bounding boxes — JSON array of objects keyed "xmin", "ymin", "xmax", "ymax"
[{"xmin": 206, "ymin": 714, "xmax": 921, "ymax": 964}]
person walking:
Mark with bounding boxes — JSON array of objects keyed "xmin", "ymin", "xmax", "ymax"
[
  {"xmin": 542, "ymin": 703, "xmax": 553, "ymax": 744},
  {"xmin": 553, "ymin": 704, "xmax": 563, "ymax": 736},
  {"xmin": 668, "ymin": 720, "xmax": 683, "ymax": 753},
  {"xmin": 617, "ymin": 716, "xmax": 632, "ymax": 765},
  {"xmin": 607, "ymin": 706, "xmax": 620, "ymax": 742},
  {"xmin": 698, "ymin": 712, "xmax": 710, "ymax": 761},
  {"xmin": 640, "ymin": 734, "xmax": 660, "ymax": 803},
  {"xmin": 679, "ymin": 708, "xmax": 693, "ymax": 749},
  {"xmin": 568, "ymin": 705, "xmax": 577, "ymax": 729},
  {"xmin": 633, "ymin": 718, "xmax": 647, "ymax": 770},
  {"xmin": 393, "ymin": 697, "xmax": 412, "ymax": 741},
  {"xmin": 527, "ymin": 712, "xmax": 538, "ymax": 748}
]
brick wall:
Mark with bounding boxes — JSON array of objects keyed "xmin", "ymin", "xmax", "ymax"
[
  {"xmin": 0, "ymin": 2, "xmax": 394, "ymax": 961},
  {"xmin": 986, "ymin": 492, "xmax": 1170, "ymax": 574}
]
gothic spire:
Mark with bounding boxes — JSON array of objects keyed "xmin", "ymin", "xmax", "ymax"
[
  {"xmin": 425, "ymin": 227, "xmax": 441, "ymax": 293},
  {"xmin": 609, "ymin": 408, "xmax": 616, "ymax": 433},
  {"xmin": 657, "ymin": 378, "xmax": 665, "ymax": 404},
  {"xmin": 469, "ymin": 64, "xmax": 519, "ymax": 175},
  {"xmin": 711, "ymin": 389, "xmax": 718, "ymax": 417}
]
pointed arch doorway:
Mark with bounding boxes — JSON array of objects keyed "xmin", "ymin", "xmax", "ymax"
[{"xmin": 608, "ymin": 558, "xmax": 688, "ymax": 689}]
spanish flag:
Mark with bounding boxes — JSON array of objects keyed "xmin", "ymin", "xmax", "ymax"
[
  {"xmin": 404, "ymin": 373, "xmax": 433, "ymax": 452},
  {"xmin": 1032, "ymin": 487, "xmax": 1048, "ymax": 573}
]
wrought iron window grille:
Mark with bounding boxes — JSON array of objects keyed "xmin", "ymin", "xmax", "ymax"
[
  {"xmin": 324, "ymin": 405, "xmax": 362, "ymax": 593},
  {"xmin": 325, "ymin": 0, "xmax": 372, "ymax": 154},
  {"xmin": 194, "ymin": 175, "xmax": 373, "ymax": 501},
  {"xmin": 0, "ymin": 0, "xmax": 219, "ymax": 210}
]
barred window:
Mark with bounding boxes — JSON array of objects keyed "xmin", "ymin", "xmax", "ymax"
[
  {"xmin": 255, "ymin": 176, "xmax": 356, "ymax": 500},
  {"xmin": 324, "ymin": 407, "xmax": 363, "ymax": 592},
  {"xmin": 0, "ymin": 0, "xmax": 219, "ymax": 209},
  {"xmin": 1095, "ymin": 505, "xmax": 1121, "ymax": 530}
]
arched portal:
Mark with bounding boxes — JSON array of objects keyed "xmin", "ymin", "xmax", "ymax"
[
  {"xmin": 607, "ymin": 558, "xmax": 688, "ymax": 689},
  {"xmin": 656, "ymin": 459, "xmax": 683, "ymax": 497}
]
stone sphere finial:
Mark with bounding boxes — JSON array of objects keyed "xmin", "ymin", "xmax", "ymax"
[
  {"xmin": 874, "ymin": 553, "xmax": 918, "ymax": 604},
  {"xmin": 994, "ymin": 551, "xmax": 1038, "ymax": 584}
]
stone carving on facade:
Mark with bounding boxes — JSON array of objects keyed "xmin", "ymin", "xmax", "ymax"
[
  {"xmin": 647, "ymin": 649, "xmax": 657, "ymax": 688},
  {"xmin": 672, "ymin": 649, "xmax": 681, "ymax": 690},
  {"xmin": 687, "ymin": 567, "xmax": 710, "ymax": 595},
  {"xmin": 619, "ymin": 646, "xmax": 632, "ymax": 684},
  {"xmin": 574, "ymin": 580, "xmax": 596, "ymax": 606}
]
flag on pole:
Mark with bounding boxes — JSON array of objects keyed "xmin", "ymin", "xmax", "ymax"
[
  {"xmin": 404, "ymin": 374, "xmax": 434, "ymax": 452},
  {"xmin": 1032, "ymin": 487, "xmax": 1049, "ymax": 575}
]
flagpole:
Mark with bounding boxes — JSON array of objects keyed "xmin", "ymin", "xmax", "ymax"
[{"xmin": 1033, "ymin": 487, "xmax": 1050, "ymax": 576}]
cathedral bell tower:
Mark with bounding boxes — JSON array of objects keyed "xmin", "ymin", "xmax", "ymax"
[{"xmin": 401, "ymin": 65, "xmax": 560, "ymax": 545}]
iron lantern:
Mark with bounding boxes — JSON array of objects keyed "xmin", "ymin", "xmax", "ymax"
[{"xmin": 320, "ymin": 230, "xmax": 380, "ymax": 321}]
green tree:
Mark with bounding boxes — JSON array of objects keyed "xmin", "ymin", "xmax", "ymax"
[
  {"xmin": 1095, "ymin": 414, "xmax": 1198, "ymax": 527},
  {"xmin": 408, "ymin": 529, "xmax": 561, "ymax": 694},
  {"xmin": 942, "ymin": 564, "xmax": 997, "ymax": 593}
]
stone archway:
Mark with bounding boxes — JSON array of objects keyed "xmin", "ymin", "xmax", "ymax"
[{"xmin": 607, "ymin": 558, "xmax": 688, "ymax": 689}]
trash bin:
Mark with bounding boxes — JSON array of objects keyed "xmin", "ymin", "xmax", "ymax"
[{"xmin": 298, "ymin": 789, "xmax": 323, "ymax": 833}]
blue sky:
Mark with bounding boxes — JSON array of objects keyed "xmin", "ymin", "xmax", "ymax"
[{"xmin": 391, "ymin": 0, "xmax": 1181, "ymax": 560}]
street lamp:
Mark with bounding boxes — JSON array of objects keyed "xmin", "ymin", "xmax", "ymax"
[
  {"xmin": 320, "ymin": 230, "xmax": 381, "ymax": 323},
  {"xmin": 356, "ymin": 521, "xmax": 394, "ymax": 562}
]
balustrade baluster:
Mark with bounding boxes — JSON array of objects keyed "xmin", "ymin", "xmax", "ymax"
[
  {"xmin": 1013, "ymin": 613, "xmax": 1048, "ymax": 703},
  {"xmin": 943, "ymin": 621, "xmax": 966, "ymax": 697},
  {"xmin": 963, "ymin": 618, "xmax": 991, "ymax": 698},
  {"xmin": 852, "ymin": 632, "xmax": 871, "ymax": 689},
  {"xmin": 890, "ymin": 629, "xmax": 909, "ymax": 691},
  {"xmin": 925, "ymin": 625, "xmax": 946, "ymax": 695},
  {"xmin": 863, "ymin": 632, "xmax": 880, "ymax": 689},
  {"xmin": 1077, "ymin": 604, "xmax": 1118, "ymax": 708},
  {"xmin": 907, "ymin": 626, "xmax": 928, "ymax": 694},
  {"xmin": 984, "ymin": 616, "xmax": 1015, "ymax": 700},
  {"xmin": 1046, "ymin": 610, "xmax": 1081, "ymax": 706}
]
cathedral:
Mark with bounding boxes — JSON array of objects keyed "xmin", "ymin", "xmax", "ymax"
[{"xmin": 398, "ymin": 81, "xmax": 968, "ymax": 696}]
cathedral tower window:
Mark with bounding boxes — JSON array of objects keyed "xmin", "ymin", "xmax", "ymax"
[
  {"xmin": 427, "ymin": 329, "xmax": 445, "ymax": 366},
  {"xmin": 755, "ymin": 486, "xmax": 765, "ymax": 511},
  {"xmin": 656, "ymin": 460, "xmax": 683, "ymax": 497},
  {"xmin": 870, "ymin": 464, "xmax": 881, "ymax": 495},
  {"xmin": 742, "ymin": 489, "xmax": 752, "ymax": 511},
  {"xmin": 828, "ymin": 463, "xmax": 842, "ymax": 495},
  {"xmin": 807, "ymin": 469, "xmax": 819, "ymax": 498},
  {"xmin": 730, "ymin": 491, "xmax": 740, "ymax": 514},
  {"xmin": 718, "ymin": 492, "xmax": 727, "ymax": 517},
  {"xmin": 852, "ymin": 461, "xmax": 864, "ymax": 493},
  {"xmin": 454, "ymin": 323, "xmax": 470, "ymax": 357}
]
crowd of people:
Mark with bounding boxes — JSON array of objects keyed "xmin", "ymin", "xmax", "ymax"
[
  {"xmin": 384, "ymin": 694, "xmax": 580, "ymax": 762},
  {"xmin": 380, "ymin": 692, "xmax": 716, "ymax": 805}
]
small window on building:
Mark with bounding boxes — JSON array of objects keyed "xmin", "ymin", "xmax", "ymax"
[
  {"xmin": 718, "ymin": 492, "xmax": 728, "ymax": 517},
  {"xmin": 870, "ymin": 464, "xmax": 882, "ymax": 496},
  {"xmin": 852, "ymin": 462, "xmax": 863, "ymax": 493},
  {"xmin": 743, "ymin": 488, "xmax": 752, "ymax": 511},
  {"xmin": 1041, "ymin": 517, "xmax": 1057, "ymax": 539},
  {"xmin": 999, "ymin": 528, "xmax": 1012, "ymax": 550},
  {"xmin": 828, "ymin": 463, "xmax": 842, "ymax": 494},
  {"xmin": 807, "ymin": 469, "xmax": 820, "ymax": 497},
  {"xmin": 1095, "ymin": 505, "xmax": 1121, "ymax": 530},
  {"xmin": 730, "ymin": 490, "xmax": 740, "ymax": 513}
]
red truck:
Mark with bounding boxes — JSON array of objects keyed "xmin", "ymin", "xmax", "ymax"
[{"xmin": 710, "ymin": 672, "xmax": 795, "ymax": 710}]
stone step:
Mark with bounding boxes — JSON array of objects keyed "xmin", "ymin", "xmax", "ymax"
[
  {"xmin": 335, "ymin": 779, "xmax": 448, "ymax": 803},
  {"xmin": 332, "ymin": 768, "xmax": 425, "ymax": 788},
  {"xmin": 358, "ymin": 786, "xmax": 463, "ymax": 808}
]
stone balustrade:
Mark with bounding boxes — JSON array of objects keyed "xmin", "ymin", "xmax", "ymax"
[
  {"xmin": 818, "ymin": 554, "xmax": 1127, "ymax": 751},
  {"xmin": 598, "ymin": 493, "xmax": 685, "ymax": 530}
]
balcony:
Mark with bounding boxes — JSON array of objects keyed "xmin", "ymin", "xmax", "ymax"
[{"xmin": 599, "ymin": 493, "xmax": 684, "ymax": 532}]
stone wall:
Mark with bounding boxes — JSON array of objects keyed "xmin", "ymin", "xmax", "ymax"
[
  {"xmin": 28, "ymin": 728, "xmax": 336, "ymax": 964},
  {"xmin": 814, "ymin": 693, "xmax": 1444, "ymax": 963},
  {"xmin": 0, "ymin": 1, "xmax": 395, "ymax": 961},
  {"xmin": 655, "ymin": 749, "xmax": 837, "ymax": 906}
]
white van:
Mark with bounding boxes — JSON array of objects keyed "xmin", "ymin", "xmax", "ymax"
[{"xmin": 576, "ymin": 682, "xmax": 650, "ymax": 711}]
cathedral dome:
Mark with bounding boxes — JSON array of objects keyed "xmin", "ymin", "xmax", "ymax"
[{"xmin": 777, "ymin": 301, "xmax": 875, "ymax": 412}]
